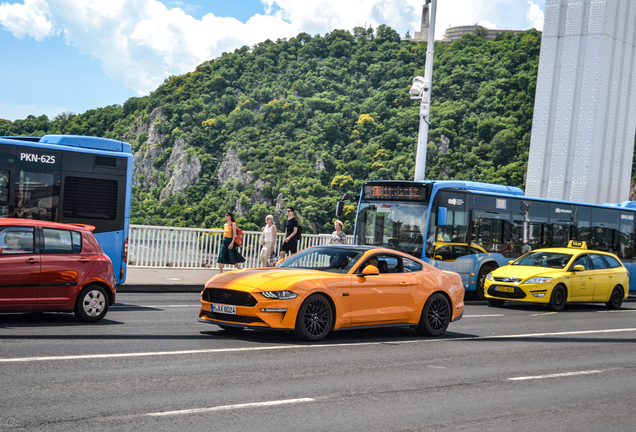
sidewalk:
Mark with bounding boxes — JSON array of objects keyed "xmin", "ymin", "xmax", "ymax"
[{"xmin": 118, "ymin": 267, "xmax": 220, "ymax": 293}]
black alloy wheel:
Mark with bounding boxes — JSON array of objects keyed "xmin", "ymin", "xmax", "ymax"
[
  {"xmin": 416, "ymin": 293, "xmax": 451, "ymax": 337},
  {"xmin": 548, "ymin": 285, "xmax": 567, "ymax": 311},
  {"xmin": 294, "ymin": 294, "xmax": 333, "ymax": 341},
  {"xmin": 606, "ymin": 286, "xmax": 624, "ymax": 310}
]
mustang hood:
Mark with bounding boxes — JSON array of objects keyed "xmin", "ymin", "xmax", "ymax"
[{"xmin": 205, "ymin": 267, "xmax": 339, "ymax": 291}]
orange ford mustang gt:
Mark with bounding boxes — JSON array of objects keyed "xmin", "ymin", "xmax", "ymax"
[{"xmin": 199, "ymin": 245, "xmax": 465, "ymax": 341}]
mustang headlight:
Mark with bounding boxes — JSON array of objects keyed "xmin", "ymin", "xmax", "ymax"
[
  {"xmin": 485, "ymin": 272, "xmax": 493, "ymax": 281},
  {"xmin": 524, "ymin": 277, "xmax": 553, "ymax": 284},
  {"xmin": 261, "ymin": 290, "xmax": 298, "ymax": 299}
]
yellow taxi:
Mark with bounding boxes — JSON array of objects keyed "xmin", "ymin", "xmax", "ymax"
[{"xmin": 483, "ymin": 241, "xmax": 629, "ymax": 311}]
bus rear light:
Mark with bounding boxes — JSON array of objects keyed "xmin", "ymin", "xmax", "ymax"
[{"xmin": 123, "ymin": 237, "xmax": 128, "ymax": 263}]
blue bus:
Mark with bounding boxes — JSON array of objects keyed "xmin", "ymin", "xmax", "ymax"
[
  {"xmin": 340, "ymin": 180, "xmax": 636, "ymax": 298},
  {"xmin": 0, "ymin": 135, "xmax": 133, "ymax": 284}
]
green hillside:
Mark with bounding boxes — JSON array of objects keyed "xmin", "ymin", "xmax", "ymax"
[{"xmin": 0, "ymin": 25, "xmax": 542, "ymax": 233}]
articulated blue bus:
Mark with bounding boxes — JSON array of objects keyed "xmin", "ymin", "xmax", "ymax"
[
  {"xmin": 342, "ymin": 180, "xmax": 636, "ymax": 297},
  {"xmin": 0, "ymin": 135, "xmax": 133, "ymax": 284}
]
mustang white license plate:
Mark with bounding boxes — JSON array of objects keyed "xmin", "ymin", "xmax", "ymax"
[{"xmin": 212, "ymin": 304, "xmax": 236, "ymax": 314}]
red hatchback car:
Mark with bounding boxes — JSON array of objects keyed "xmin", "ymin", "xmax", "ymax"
[{"xmin": 0, "ymin": 219, "xmax": 116, "ymax": 322}]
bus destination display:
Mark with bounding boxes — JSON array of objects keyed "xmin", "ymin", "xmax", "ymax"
[{"xmin": 364, "ymin": 184, "xmax": 428, "ymax": 201}]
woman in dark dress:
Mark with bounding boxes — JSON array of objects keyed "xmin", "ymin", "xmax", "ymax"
[{"xmin": 218, "ymin": 212, "xmax": 245, "ymax": 273}]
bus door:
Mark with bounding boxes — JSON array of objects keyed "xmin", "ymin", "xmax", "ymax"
[{"xmin": 0, "ymin": 168, "xmax": 11, "ymax": 217}]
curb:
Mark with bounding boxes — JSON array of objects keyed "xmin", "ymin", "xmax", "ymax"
[{"xmin": 117, "ymin": 284, "xmax": 203, "ymax": 293}]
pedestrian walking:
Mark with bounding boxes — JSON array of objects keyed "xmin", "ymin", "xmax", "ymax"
[
  {"xmin": 260, "ymin": 214, "xmax": 277, "ymax": 267},
  {"xmin": 328, "ymin": 220, "xmax": 347, "ymax": 244},
  {"xmin": 279, "ymin": 207, "xmax": 299, "ymax": 260},
  {"xmin": 218, "ymin": 212, "xmax": 245, "ymax": 273}
]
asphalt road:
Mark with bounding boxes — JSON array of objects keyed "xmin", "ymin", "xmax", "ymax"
[{"xmin": 1, "ymin": 295, "xmax": 635, "ymax": 431}]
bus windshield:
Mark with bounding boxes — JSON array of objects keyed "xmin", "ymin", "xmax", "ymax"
[{"xmin": 355, "ymin": 201, "xmax": 427, "ymax": 257}]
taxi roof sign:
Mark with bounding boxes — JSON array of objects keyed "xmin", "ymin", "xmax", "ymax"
[{"xmin": 567, "ymin": 240, "xmax": 587, "ymax": 249}]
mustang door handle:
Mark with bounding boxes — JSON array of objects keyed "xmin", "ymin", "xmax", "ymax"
[
  {"xmin": 25, "ymin": 258, "xmax": 39, "ymax": 264},
  {"xmin": 398, "ymin": 282, "xmax": 410, "ymax": 286}
]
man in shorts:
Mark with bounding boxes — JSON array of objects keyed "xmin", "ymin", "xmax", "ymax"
[{"xmin": 280, "ymin": 207, "xmax": 299, "ymax": 260}]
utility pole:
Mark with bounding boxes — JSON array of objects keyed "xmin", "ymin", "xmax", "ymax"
[{"xmin": 411, "ymin": 0, "xmax": 437, "ymax": 182}]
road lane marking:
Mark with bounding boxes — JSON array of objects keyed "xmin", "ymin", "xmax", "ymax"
[
  {"xmin": 531, "ymin": 312, "xmax": 557, "ymax": 316},
  {"xmin": 2, "ymin": 327, "xmax": 636, "ymax": 363},
  {"xmin": 509, "ymin": 370, "xmax": 603, "ymax": 381},
  {"xmin": 145, "ymin": 398, "xmax": 315, "ymax": 416},
  {"xmin": 597, "ymin": 309, "xmax": 636, "ymax": 313},
  {"xmin": 463, "ymin": 314, "xmax": 504, "ymax": 318}
]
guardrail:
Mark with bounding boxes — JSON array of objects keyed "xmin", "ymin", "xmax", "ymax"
[{"xmin": 128, "ymin": 224, "xmax": 354, "ymax": 269}]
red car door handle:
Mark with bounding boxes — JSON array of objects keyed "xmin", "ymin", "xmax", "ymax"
[
  {"xmin": 25, "ymin": 258, "xmax": 39, "ymax": 264},
  {"xmin": 77, "ymin": 258, "xmax": 91, "ymax": 263}
]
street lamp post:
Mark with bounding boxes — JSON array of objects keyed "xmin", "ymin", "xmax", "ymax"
[{"xmin": 410, "ymin": 0, "xmax": 437, "ymax": 182}]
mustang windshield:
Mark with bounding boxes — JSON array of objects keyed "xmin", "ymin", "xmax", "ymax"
[
  {"xmin": 355, "ymin": 201, "xmax": 427, "ymax": 258},
  {"xmin": 278, "ymin": 247, "xmax": 365, "ymax": 274},
  {"xmin": 512, "ymin": 252, "xmax": 572, "ymax": 269}
]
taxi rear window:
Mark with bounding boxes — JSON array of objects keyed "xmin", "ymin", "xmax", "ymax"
[
  {"xmin": 513, "ymin": 252, "xmax": 572, "ymax": 269},
  {"xmin": 603, "ymin": 255, "xmax": 622, "ymax": 268}
]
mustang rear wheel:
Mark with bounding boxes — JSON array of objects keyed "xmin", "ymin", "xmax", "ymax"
[
  {"xmin": 548, "ymin": 285, "xmax": 566, "ymax": 311},
  {"xmin": 606, "ymin": 286, "xmax": 624, "ymax": 310},
  {"xmin": 74, "ymin": 284, "xmax": 109, "ymax": 323},
  {"xmin": 294, "ymin": 294, "xmax": 333, "ymax": 341},
  {"xmin": 416, "ymin": 293, "xmax": 450, "ymax": 337}
]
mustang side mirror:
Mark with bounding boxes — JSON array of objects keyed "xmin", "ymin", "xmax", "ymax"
[
  {"xmin": 357, "ymin": 265, "xmax": 380, "ymax": 277},
  {"xmin": 573, "ymin": 264, "xmax": 584, "ymax": 272}
]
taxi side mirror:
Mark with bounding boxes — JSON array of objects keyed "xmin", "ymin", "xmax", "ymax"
[
  {"xmin": 357, "ymin": 265, "xmax": 379, "ymax": 277},
  {"xmin": 573, "ymin": 265, "xmax": 584, "ymax": 272},
  {"xmin": 435, "ymin": 255, "xmax": 443, "ymax": 261}
]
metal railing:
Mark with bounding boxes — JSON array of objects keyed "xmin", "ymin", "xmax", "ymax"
[{"xmin": 127, "ymin": 224, "xmax": 354, "ymax": 269}]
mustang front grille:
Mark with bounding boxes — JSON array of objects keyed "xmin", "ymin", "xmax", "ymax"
[{"xmin": 202, "ymin": 288, "xmax": 257, "ymax": 306}]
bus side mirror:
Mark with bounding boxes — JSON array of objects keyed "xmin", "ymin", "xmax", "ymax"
[
  {"xmin": 437, "ymin": 207, "xmax": 447, "ymax": 226},
  {"xmin": 335, "ymin": 200, "xmax": 344, "ymax": 217},
  {"xmin": 573, "ymin": 265, "xmax": 584, "ymax": 272}
]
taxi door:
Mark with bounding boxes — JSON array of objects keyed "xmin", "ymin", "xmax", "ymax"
[
  {"xmin": 38, "ymin": 228, "xmax": 94, "ymax": 306},
  {"xmin": 588, "ymin": 254, "xmax": 614, "ymax": 302},
  {"xmin": 351, "ymin": 256, "xmax": 415, "ymax": 324},
  {"xmin": 569, "ymin": 255, "xmax": 594, "ymax": 301}
]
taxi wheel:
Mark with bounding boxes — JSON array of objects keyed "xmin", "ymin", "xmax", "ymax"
[
  {"xmin": 74, "ymin": 284, "xmax": 109, "ymax": 323},
  {"xmin": 606, "ymin": 286, "xmax": 624, "ymax": 310},
  {"xmin": 416, "ymin": 293, "xmax": 450, "ymax": 337},
  {"xmin": 548, "ymin": 285, "xmax": 567, "ymax": 311},
  {"xmin": 294, "ymin": 294, "xmax": 333, "ymax": 341},
  {"xmin": 487, "ymin": 299, "xmax": 506, "ymax": 308},
  {"xmin": 475, "ymin": 266, "xmax": 494, "ymax": 301}
]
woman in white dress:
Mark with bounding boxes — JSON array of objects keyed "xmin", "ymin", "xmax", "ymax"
[{"xmin": 260, "ymin": 214, "xmax": 277, "ymax": 267}]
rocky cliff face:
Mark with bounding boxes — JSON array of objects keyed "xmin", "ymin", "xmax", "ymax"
[
  {"xmin": 218, "ymin": 147, "xmax": 252, "ymax": 188},
  {"xmin": 131, "ymin": 107, "xmax": 201, "ymax": 200}
]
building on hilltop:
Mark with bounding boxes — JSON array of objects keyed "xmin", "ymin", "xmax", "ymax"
[{"xmin": 403, "ymin": 4, "xmax": 526, "ymax": 43}]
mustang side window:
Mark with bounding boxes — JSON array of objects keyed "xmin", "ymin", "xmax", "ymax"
[{"xmin": 403, "ymin": 257, "xmax": 423, "ymax": 272}]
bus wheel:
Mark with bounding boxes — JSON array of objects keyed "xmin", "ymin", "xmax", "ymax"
[
  {"xmin": 475, "ymin": 265, "xmax": 494, "ymax": 301},
  {"xmin": 548, "ymin": 285, "xmax": 567, "ymax": 311},
  {"xmin": 606, "ymin": 286, "xmax": 623, "ymax": 310}
]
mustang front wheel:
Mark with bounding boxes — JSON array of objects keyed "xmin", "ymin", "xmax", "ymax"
[
  {"xmin": 294, "ymin": 294, "xmax": 333, "ymax": 341},
  {"xmin": 416, "ymin": 293, "xmax": 450, "ymax": 337}
]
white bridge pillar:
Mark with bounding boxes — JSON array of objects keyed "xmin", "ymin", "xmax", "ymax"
[{"xmin": 526, "ymin": 0, "xmax": 636, "ymax": 204}]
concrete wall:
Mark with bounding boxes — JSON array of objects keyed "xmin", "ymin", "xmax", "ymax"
[{"xmin": 526, "ymin": 0, "xmax": 636, "ymax": 204}]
